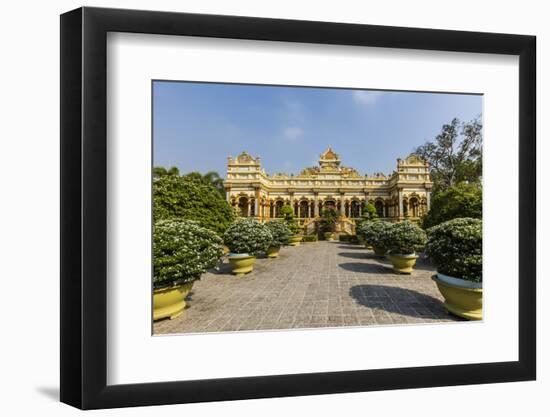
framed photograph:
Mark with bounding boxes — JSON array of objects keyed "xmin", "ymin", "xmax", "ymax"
[{"xmin": 60, "ymin": 6, "xmax": 536, "ymax": 409}]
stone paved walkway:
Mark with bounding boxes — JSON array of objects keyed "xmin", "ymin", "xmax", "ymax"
[{"xmin": 154, "ymin": 241, "xmax": 461, "ymax": 335}]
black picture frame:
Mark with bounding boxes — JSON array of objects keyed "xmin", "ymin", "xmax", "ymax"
[{"xmin": 60, "ymin": 6, "xmax": 536, "ymax": 410}]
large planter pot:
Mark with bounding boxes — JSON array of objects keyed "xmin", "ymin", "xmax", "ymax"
[
  {"xmin": 433, "ymin": 274, "xmax": 483, "ymax": 320},
  {"xmin": 266, "ymin": 246, "xmax": 280, "ymax": 258},
  {"xmin": 289, "ymin": 235, "xmax": 302, "ymax": 246},
  {"xmin": 323, "ymin": 232, "xmax": 334, "ymax": 241},
  {"xmin": 388, "ymin": 253, "xmax": 418, "ymax": 274},
  {"xmin": 372, "ymin": 246, "xmax": 387, "ymax": 256},
  {"xmin": 228, "ymin": 253, "xmax": 256, "ymax": 276},
  {"xmin": 153, "ymin": 281, "xmax": 194, "ymax": 321},
  {"xmin": 364, "ymin": 243, "xmax": 373, "ymax": 250}
]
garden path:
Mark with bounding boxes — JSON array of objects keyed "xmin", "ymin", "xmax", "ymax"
[{"xmin": 154, "ymin": 241, "xmax": 461, "ymax": 335}]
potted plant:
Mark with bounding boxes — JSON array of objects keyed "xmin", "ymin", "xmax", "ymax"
[
  {"xmin": 360, "ymin": 220, "xmax": 393, "ymax": 256},
  {"xmin": 426, "ymin": 218, "xmax": 482, "ymax": 320},
  {"xmin": 153, "ymin": 219, "xmax": 224, "ymax": 321},
  {"xmin": 265, "ymin": 220, "xmax": 292, "ymax": 258},
  {"xmin": 386, "ymin": 221, "xmax": 427, "ymax": 273},
  {"xmin": 223, "ymin": 218, "xmax": 272, "ymax": 275},
  {"xmin": 319, "ymin": 207, "xmax": 338, "ymax": 241},
  {"xmin": 279, "ymin": 204, "xmax": 302, "ymax": 246}
]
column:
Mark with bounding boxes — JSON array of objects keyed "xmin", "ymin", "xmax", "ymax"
[
  {"xmin": 247, "ymin": 201, "xmax": 252, "ymax": 217},
  {"xmin": 358, "ymin": 203, "xmax": 362, "ymax": 217},
  {"xmin": 398, "ymin": 190, "xmax": 403, "ymax": 218},
  {"xmin": 308, "ymin": 202, "xmax": 312, "ymax": 218},
  {"xmin": 426, "ymin": 192, "xmax": 431, "ymax": 211},
  {"xmin": 340, "ymin": 195, "xmax": 345, "ymax": 216}
]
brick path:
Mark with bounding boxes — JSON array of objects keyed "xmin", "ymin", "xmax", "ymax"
[{"xmin": 154, "ymin": 241, "xmax": 460, "ymax": 335}]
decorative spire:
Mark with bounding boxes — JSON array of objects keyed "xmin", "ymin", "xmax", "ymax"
[{"xmin": 319, "ymin": 147, "xmax": 341, "ymax": 168}]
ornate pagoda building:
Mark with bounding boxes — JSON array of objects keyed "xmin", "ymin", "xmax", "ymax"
[{"xmin": 224, "ymin": 147, "xmax": 432, "ymax": 233}]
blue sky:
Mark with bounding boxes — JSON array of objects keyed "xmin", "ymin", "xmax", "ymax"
[{"xmin": 153, "ymin": 81, "xmax": 481, "ymax": 177}]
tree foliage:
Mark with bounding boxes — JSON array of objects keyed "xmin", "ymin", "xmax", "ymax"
[
  {"xmin": 265, "ymin": 220, "xmax": 292, "ymax": 247},
  {"xmin": 358, "ymin": 220, "xmax": 393, "ymax": 249},
  {"xmin": 185, "ymin": 171, "xmax": 225, "ymax": 197},
  {"xmin": 422, "ymin": 182, "xmax": 482, "ymax": 229},
  {"xmin": 426, "ymin": 218, "xmax": 482, "ymax": 282},
  {"xmin": 223, "ymin": 218, "xmax": 273, "ymax": 255},
  {"xmin": 153, "ymin": 166, "xmax": 180, "ymax": 178},
  {"xmin": 153, "ymin": 219, "xmax": 224, "ymax": 288},
  {"xmin": 414, "ymin": 117, "xmax": 482, "ymax": 193},
  {"xmin": 153, "ymin": 174, "xmax": 235, "ymax": 235},
  {"xmin": 386, "ymin": 220, "xmax": 427, "ymax": 255}
]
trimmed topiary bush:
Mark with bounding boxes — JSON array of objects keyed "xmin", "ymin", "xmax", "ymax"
[
  {"xmin": 153, "ymin": 174, "xmax": 235, "ymax": 235},
  {"xmin": 302, "ymin": 234, "xmax": 318, "ymax": 242},
  {"xmin": 386, "ymin": 221, "xmax": 427, "ymax": 255},
  {"xmin": 426, "ymin": 217, "xmax": 482, "ymax": 282},
  {"xmin": 153, "ymin": 219, "xmax": 224, "ymax": 288},
  {"xmin": 223, "ymin": 218, "xmax": 273, "ymax": 255},
  {"xmin": 319, "ymin": 208, "xmax": 338, "ymax": 235},
  {"xmin": 339, "ymin": 234, "xmax": 359, "ymax": 243},
  {"xmin": 278, "ymin": 204, "xmax": 301, "ymax": 234},
  {"xmin": 359, "ymin": 220, "xmax": 393, "ymax": 250},
  {"xmin": 265, "ymin": 220, "xmax": 292, "ymax": 247}
]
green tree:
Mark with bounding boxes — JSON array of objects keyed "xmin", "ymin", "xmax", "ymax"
[
  {"xmin": 153, "ymin": 175, "xmax": 235, "ymax": 235},
  {"xmin": 422, "ymin": 182, "xmax": 482, "ymax": 229},
  {"xmin": 414, "ymin": 117, "xmax": 482, "ymax": 192},
  {"xmin": 184, "ymin": 171, "xmax": 225, "ymax": 198},
  {"xmin": 153, "ymin": 166, "xmax": 180, "ymax": 178}
]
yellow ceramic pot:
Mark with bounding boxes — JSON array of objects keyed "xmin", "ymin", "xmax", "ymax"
[
  {"xmin": 433, "ymin": 274, "xmax": 483, "ymax": 320},
  {"xmin": 153, "ymin": 281, "xmax": 194, "ymax": 321},
  {"xmin": 372, "ymin": 246, "xmax": 387, "ymax": 256},
  {"xmin": 388, "ymin": 253, "xmax": 418, "ymax": 274},
  {"xmin": 289, "ymin": 235, "xmax": 303, "ymax": 246},
  {"xmin": 267, "ymin": 246, "xmax": 280, "ymax": 258},
  {"xmin": 364, "ymin": 243, "xmax": 373, "ymax": 250},
  {"xmin": 228, "ymin": 254, "xmax": 256, "ymax": 276},
  {"xmin": 323, "ymin": 232, "xmax": 334, "ymax": 241}
]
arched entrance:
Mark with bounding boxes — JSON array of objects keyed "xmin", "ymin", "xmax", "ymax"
[
  {"xmin": 374, "ymin": 200, "xmax": 384, "ymax": 218},
  {"xmin": 274, "ymin": 200, "xmax": 284, "ymax": 217},
  {"xmin": 238, "ymin": 196, "xmax": 249, "ymax": 217},
  {"xmin": 409, "ymin": 197, "xmax": 419, "ymax": 217},
  {"xmin": 299, "ymin": 200, "xmax": 309, "ymax": 218},
  {"xmin": 350, "ymin": 200, "xmax": 361, "ymax": 218}
]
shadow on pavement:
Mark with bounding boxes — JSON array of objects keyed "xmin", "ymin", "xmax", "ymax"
[
  {"xmin": 338, "ymin": 262, "xmax": 393, "ymax": 274},
  {"xmin": 349, "ymin": 284, "xmax": 458, "ymax": 320}
]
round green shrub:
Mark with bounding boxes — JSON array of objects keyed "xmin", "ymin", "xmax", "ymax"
[
  {"xmin": 153, "ymin": 175, "xmax": 235, "ymax": 235},
  {"xmin": 153, "ymin": 219, "xmax": 224, "ymax": 288},
  {"xmin": 358, "ymin": 220, "xmax": 393, "ymax": 249},
  {"xmin": 386, "ymin": 221, "xmax": 427, "ymax": 255},
  {"xmin": 265, "ymin": 220, "xmax": 292, "ymax": 247},
  {"xmin": 223, "ymin": 219, "xmax": 273, "ymax": 255},
  {"xmin": 425, "ymin": 217, "xmax": 482, "ymax": 282}
]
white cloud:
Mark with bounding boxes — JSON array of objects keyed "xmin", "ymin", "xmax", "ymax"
[
  {"xmin": 352, "ymin": 90, "xmax": 384, "ymax": 106},
  {"xmin": 283, "ymin": 127, "xmax": 303, "ymax": 140}
]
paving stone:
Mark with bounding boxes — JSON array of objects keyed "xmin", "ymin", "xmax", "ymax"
[{"xmin": 154, "ymin": 241, "xmax": 461, "ymax": 334}]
